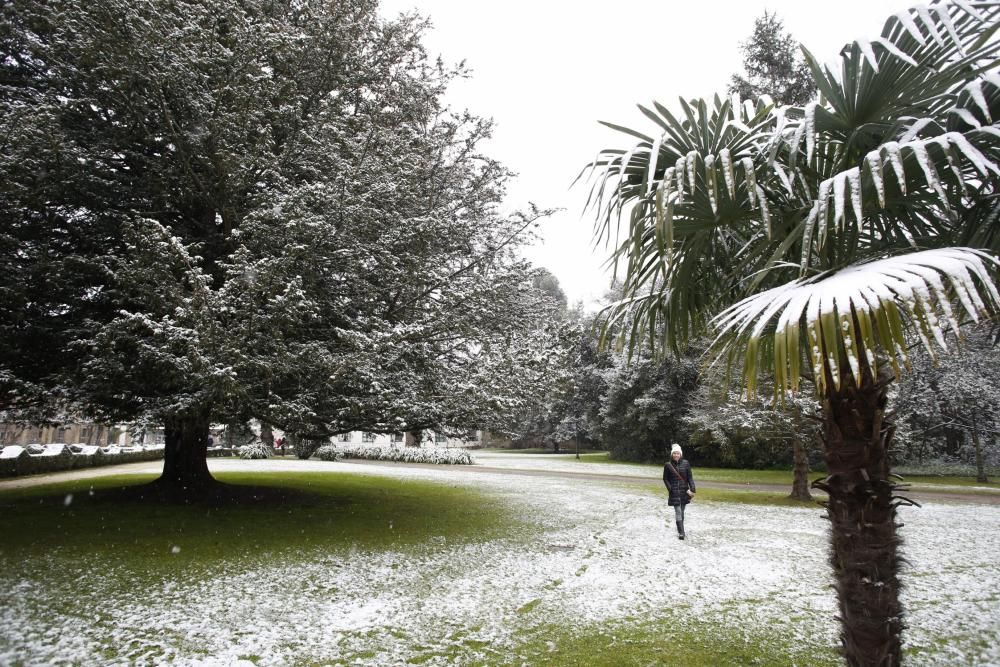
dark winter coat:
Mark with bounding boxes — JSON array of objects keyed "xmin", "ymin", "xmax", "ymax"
[{"xmin": 663, "ymin": 458, "xmax": 695, "ymax": 506}]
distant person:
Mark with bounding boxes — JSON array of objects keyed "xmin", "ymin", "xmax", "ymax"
[{"xmin": 663, "ymin": 443, "xmax": 696, "ymax": 540}]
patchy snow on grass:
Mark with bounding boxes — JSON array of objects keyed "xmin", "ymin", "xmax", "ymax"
[
  {"xmin": 473, "ymin": 450, "xmax": 661, "ymax": 478},
  {"xmin": 0, "ymin": 458, "xmax": 998, "ymax": 665}
]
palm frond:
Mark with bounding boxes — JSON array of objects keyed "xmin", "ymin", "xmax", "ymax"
[
  {"xmin": 710, "ymin": 247, "xmax": 1000, "ymax": 397},
  {"xmin": 582, "ymin": 1, "xmax": 1000, "ymax": 362},
  {"xmin": 803, "ymin": 1, "xmax": 1000, "ymax": 127}
]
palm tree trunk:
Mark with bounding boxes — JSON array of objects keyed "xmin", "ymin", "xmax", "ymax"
[{"xmin": 813, "ymin": 353, "xmax": 907, "ymax": 667}]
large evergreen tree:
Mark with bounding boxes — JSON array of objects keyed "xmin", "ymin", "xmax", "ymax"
[
  {"xmin": 728, "ymin": 11, "xmax": 816, "ymax": 106},
  {"xmin": 0, "ymin": 0, "xmax": 552, "ymax": 499}
]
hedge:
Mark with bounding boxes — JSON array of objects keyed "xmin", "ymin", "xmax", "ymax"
[{"xmin": 0, "ymin": 443, "xmax": 165, "ymax": 478}]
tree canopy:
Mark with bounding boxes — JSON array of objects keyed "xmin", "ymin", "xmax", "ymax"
[{"xmin": 0, "ymin": 0, "xmax": 558, "ymax": 495}]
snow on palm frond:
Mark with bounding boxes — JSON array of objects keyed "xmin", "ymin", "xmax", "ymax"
[
  {"xmin": 711, "ymin": 248, "xmax": 1000, "ymax": 397},
  {"xmin": 800, "ymin": 126, "xmax": 1000, "ymax": 263},
  {"xmin": 802, "ymin": 1, "xmax": 1000, "ymax": 122},
  {"xmin": 580, "ymin": 94, "xmax": 776, "ymax": 249}
]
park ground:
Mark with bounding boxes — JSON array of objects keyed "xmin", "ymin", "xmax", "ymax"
[{"xmin": 0, "ymin": 452, "xmax": 998, "ymax": 666}]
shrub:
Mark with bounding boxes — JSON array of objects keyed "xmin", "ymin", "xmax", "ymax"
[
  {"xmin": 316, "ymin": 444, "xmax": 474, "ymax": 465},
  {"xmin": 314, "ymin": 445, "xmax": 342, "ymax": 461},
  {"xmin": 239, "ymin": 440, "xmax": 272, "ymax": 460}
]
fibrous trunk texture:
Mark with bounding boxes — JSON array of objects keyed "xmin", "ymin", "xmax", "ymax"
[{"xmin": 813, "ymin": 350, "xmax": 909, "ymax": 667}]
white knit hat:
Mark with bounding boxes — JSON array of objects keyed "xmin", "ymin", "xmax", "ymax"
[{"xmin": 670, "ymin": 443, "xmax": 683, "ymax": 456}]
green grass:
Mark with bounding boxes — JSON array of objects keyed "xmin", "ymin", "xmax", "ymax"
[
  {"xmin": 0, "ymin": 471, "xmax": 519, "ymax": 573},
  {"xmin": 0, "ymin": 468, "xmax": 983, "ymax": 665},
  {"xmin": 499, "ymin": 616, "xmax": 840, "ymax": 666},
  {"xmin": 575, "ymin": 452, "xmax": 656, "ymax": 466},
  {"xmin": 0, "ymin": 470, "xmax": 535, "ymax": 663},
  {"xmin": 616, "ymin": 481, "xmax": 816, "ymax": 507},
  {"xmin": 577, "ymin": 453, "xmax": 1000, "ymax": 491},
  {"xmin": 478, "ymin": 447, "xmax": 604, "ymax": 455},
  {"xmin": 902, "ymin": 475, "xmax": 1000, "ymax": 490}
]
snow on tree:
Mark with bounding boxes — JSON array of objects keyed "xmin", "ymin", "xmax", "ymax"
[
  {"xmin": 684, "ymin": 377, "xmax": 821, "ymax": 500},
  {"xmin": 595, "ymin": 350, "xmax": 699, "ymax": 463},
  {"xmin": 507, "ymin": 310, "xmax": 609, "ymax": 453},
  {"xmin": 0, "ymin": 0, "xmax": 556, "ymax": 499},
  {"xmin": 728, "ymin": 12, "xmax": 816, "ymax": 106},
  {"xmin": 894, "ymin": 322, "xmax": 1000, "ymax": 481}
]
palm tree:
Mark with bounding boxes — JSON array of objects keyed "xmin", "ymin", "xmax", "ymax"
[{"xmin": 580, "ymin": 3, "xmax": 1000, "ymax": 665}]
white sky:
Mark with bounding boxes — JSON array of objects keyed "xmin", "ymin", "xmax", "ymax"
[{"xmin": 378, "ymin": 0, "xmax": 918, "ymax": 308}]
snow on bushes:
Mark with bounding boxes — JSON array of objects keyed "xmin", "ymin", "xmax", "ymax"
[
  {"xmin": 314, "ymin": 446, "xmax": 342, "ymax": 462},
  {"xmin": 316, "ymin": 444, "xmax": 474, "ymax": 465},
  {"xmin": 239, "ymin": 440, "xmax": 273, "ymax": 460}
]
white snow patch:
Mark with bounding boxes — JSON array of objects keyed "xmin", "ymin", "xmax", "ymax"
[{"xmin": 0, "ymin": 457, "xmax": 997, "ymax": 665}]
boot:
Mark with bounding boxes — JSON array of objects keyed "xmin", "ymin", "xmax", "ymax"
[{"xmin": 676, "ymin": 520, "xmax": 685, "ymax": 540}]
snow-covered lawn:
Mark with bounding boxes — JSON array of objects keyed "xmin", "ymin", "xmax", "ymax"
[{"xmin": 0, "ymin": 457, "xmax": 997, "ymax": 665}]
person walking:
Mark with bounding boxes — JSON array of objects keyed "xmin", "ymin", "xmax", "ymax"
[{"xmin": 663, "ymin": 443, "xmax": 696, "ymax": 540}]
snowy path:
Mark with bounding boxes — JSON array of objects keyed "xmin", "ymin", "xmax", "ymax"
[{"xmin": 1, "ymin": 457, "xmax": 998, "ymax": 665}]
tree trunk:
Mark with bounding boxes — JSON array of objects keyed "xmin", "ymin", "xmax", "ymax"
[
  {"xmin": 789, "ymin": 437, "xmax": 812, "ymax": 501},
  {"xmin": 294, "ymin": 436, "xmax": 323, "ymax": 460},
  {"xmin": 260, "ymin": 422, "xmax": 274, "ymax": 452},
  {"xmin": 405, "ymin": 430, "xmax": 422, "ymax": 447},
  {"xmin": 971, "ymin": 420, "xmax": 989, "ymax": 484},
  {"xmin": 813, "ymin": 354, "xmax": 907, "ymax": 667},
  {"xmin": 158, "ymin": 409, "xmax": 216, "ymax": 500}
]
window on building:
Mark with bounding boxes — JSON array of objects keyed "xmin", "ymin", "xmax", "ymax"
[
  {"xmin": 362, "ymin": 432, "xmax": 376, "ymax": 443},
  {"xmin": 338, "ymin": 433, "xmax": 352, "ymax": 442},
  {"xmin": 435, "ymin": 433, "xmax": 447, "ymax": 443},
  {"xmin": 392, "ymin": 432, "xmax": 404, "ymax": 443}
]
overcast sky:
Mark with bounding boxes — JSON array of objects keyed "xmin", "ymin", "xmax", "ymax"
[{"xmin": 378, "ymin": 0, "xmax": 918, "ymax": 308}]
